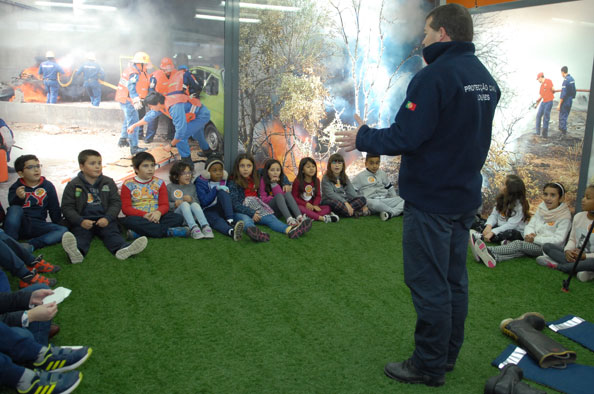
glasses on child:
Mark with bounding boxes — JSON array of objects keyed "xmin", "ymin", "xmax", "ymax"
[{"xmin": 24, "ymin": 164, "xmax": 42, "ymax": 170}]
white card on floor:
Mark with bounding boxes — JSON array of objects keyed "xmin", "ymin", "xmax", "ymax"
[{"xmin": 43, "ymin": 287, "xmax": 72, "ymax": 304}]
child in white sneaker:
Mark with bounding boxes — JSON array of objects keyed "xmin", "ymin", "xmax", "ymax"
[
  {"xmin": 259, "ymin": 159, "xmax": 305, "ymax": 226},
  {"xmin": 472, "ymin": 182, "xmax": 571, "ymax": 268},
  {"xmin": 539, "ymin": 183, "xmax": 594, "ymax": 279},
  {"xmin": 167, "ymin": 161, "xmax": 213, "ymax": 239},
  {"xmin": 352, "ymin": 154, "xmax": 403, "ymax": 221}
]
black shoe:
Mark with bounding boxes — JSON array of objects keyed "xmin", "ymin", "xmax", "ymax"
[
  {"xmin": 384, "ymin": 359, "xmax": 445, "ymax": 387},
  {"xmin": 118, "ymin": 138, "xmax": 130, "ymax": 147},
  {"xmin": 201, "ymin": 148, "xmax": 215, "ymax": 158},
  {"xmin": 145, "ymin": 137, "xmax": 154, "ymax": 144}
]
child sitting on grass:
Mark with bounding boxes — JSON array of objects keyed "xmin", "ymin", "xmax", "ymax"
[
  {"xmin": 471, "ymin": 182, "xmax": 571, "ymax": 268},
  {"xmin": 195, "ymin": 156, "xmax": 244, "ymax": 241},
  {"xmin": 61, "ymin": 149, "xmax": 147, "ymax": 263},
  {"xmin": 291, "ymin": 157, "xmax": 338, "ymax": 223},
  {"xmin": 259, "ymin": 158, "xmax": 305, "ymax": 226},
  {"xmin": 321, "ymin": 153, "xmax": 369, "ymax": 218},
  {"xmin": 4, "ymin": 154, "xmax": 67, "ymax": 251},
  {"xmin": 470, "ymin": 174, "xmax": 530, "ymax": 245},
  {"xmin": 167, "ymin": 161, "xmax": 213, "ymax": 239},
  {"xmin": 120, "ymin": 152, "xmax": 187, "ymax": 238},
  {"xmin": 351, "ymin": 154, "xmax": 404, "ymax": 221},
  {"xmin": 538, "ymin": 183, "xmax": 594, "ymax": 282},
  {"xmin": 229, "ymin": 153, "xmax": 312, "ymax": 242}
]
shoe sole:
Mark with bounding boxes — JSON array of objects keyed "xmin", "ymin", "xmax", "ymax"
[
  {"xmin": 288, "ymin": 220, "xmax": 312, "ymax": 239},
  {"xmin": 384, "ymin": 364, "xmax": 444, "ymax": 387},
  {"xmin": 57, "ymin": 371, "xmax": 83, "ymax": 394},
  {"xmin": 474, "ymin": 239, "xmax": 496, "ymax": 268},
  {"xmin": 62, "ymin": 232, "xmax": 83, "ymax": 264},
  {"xmin": 233, "ymin": 221, "xmax": 244, "ymax": 242},
  {"xmin": 43, "ymin": 347, "xmax": 92, "ymax": 373},
  {"xmin": 468, "ymin": 230, "xmax": 480, "ymax": 262},
  {"xmin": 499, "ymin": 312, "xmax": 545, "ymax": 339},
  {"xmin": 115, "ymin": 237, "xmax": 148, "ymax": 260},
  {"xmin": 536, "ymin": 256, "xmax": 558, "ymax": 269}
]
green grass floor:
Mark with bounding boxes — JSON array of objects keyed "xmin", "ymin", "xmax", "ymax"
[{"xmin": 3, "ymin": 216, "xmax": 594, "ymax": 393}]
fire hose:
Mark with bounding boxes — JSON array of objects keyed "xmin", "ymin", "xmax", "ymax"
[{"xmin": 57, "ymin": 70, "xmax": 76, "ymax": 87}]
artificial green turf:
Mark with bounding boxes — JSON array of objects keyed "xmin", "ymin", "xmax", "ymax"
[{"xmin": 3, "ymin": 216, "xmax": 593, "ymax": 393}]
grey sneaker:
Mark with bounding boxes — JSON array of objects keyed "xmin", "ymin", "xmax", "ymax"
[
  {"xmin": 61, "ymin": 232, "xmax": 83, "ymax": 264},
  {"xmin": 190, "ymin": 225, "xmax": 205, "ymax": 240},
  {"xmin": 577, "ymin": 271, "xmax": 594, "ymax": 282},
  {"xmin": 115, "ymin": 236, "xmax": 148, "ymax": 260},
  {"xmin": 202, "ymin": 225, "xmax": 214, "ymax": 239},
  {"xmin": 536, "ymin": 255, "xmax": 559, "ymax": 269}
]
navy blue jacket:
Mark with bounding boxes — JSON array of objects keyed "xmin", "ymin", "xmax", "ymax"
[
  {"xmin": 8, "ymin": 177, "xmax": 62, "ymax": 223},
  {"xmin": 356, "ymin": 41, "xmax": 500, "ymax": 214}
]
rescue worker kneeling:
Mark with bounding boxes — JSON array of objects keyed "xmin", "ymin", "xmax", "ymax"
[{"xmin": 127, "ymin": 91, "xmax": 212, "ymax": 168}]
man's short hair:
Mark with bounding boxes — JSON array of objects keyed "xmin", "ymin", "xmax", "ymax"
[
  {"xmin": 561, "ymin": 66, "xmax": 568, "ymax": 73},
  {"xmin": 427, "ymin": 3, "xmax": 473, "ymax": 42},
  {"xmin": 78, "ymin": 149, "xmax": 101, "ymax": 165},
  {"xmin": 14, "ymin": 154, "xmax": 39, "ymax": 172},
  {"xmin": 132, "ymin": 151, "xmax": 155, "ymax": 169}
]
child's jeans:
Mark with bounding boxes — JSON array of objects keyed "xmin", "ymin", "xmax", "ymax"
[
  {"xmin": 4, "ymin": 206, "xmax": 67, "ymax": 250},
  {"xmin": 234, "ymin": 213, "xmax": 289, "ymax": 234},
  {"xmin": 175, "ymin": 202, "xmax": 209, "ymax": 228}
]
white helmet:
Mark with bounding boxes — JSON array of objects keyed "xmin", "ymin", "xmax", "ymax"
[
  {"xmin": 132, "ymin": 51, "xmax": 150, "ymax": 64},
  {"xmin": 45, "ymin": 50, "xmax": 55, "ymax": 58},
  {"xmin": 87, "ymin": 52, "xmax": 96, "ymax": 61}
]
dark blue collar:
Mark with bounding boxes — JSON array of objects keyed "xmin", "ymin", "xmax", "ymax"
[{"xmin": 422, "ymin": 41, "xmax": 475, "ymax": 64}]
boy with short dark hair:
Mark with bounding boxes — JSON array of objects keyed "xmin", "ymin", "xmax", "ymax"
[
  {"xmin": 351, "ymin": 154, "xmax": 404, "ymax": 221},
  {"xmin": 4, "ymin": 154, "xmax": 67, "ymax": 251},
  {"xmin": 61, "ymin": 149, "xmax": 147, "ymax": 263},
  {"xmin": 120, "ymin": 152, "xmax": 186, "ymax": 238}
]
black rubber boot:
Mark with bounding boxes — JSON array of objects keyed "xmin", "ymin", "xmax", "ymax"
[
  {"xmin": 500, "ymin": 312, "xmax": 576, "ymax": 368},
  {"xmin": 484, "ymin": 365, "xmax": 546, "ymax": 394},
  {"xmin": 118, "ymin": 138, "xmax": 129, "ymax": 147},
  {"xmin": 484, "ymin": 364, "xmax": 523, "ymax": 394}
]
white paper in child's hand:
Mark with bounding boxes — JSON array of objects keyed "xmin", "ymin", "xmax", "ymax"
[{"xmin": 43, "ymin": 287, "xmax": 72, "ymax": 305}]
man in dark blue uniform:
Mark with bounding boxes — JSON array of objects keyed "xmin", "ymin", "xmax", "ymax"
[
  {"xmin": 557, "ymin": 66, "xmax": 576, "ymax": 138},
  {"xmin": 337, "ymin": 3, "xmax": 500, "ymax": 387},
  {"xmin": 75, "ymin": 53, "xmax": 105, "ymax": 107},
  {"xmin": 37, "ymin": 51, "xmax": 65, "ymax": 104}
]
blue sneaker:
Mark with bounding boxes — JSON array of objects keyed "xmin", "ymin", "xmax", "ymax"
[
  {"xmin": 18, "ymin": 370, "xmax": 82, "ymax": 394},
  {"xmin": 167, "ymin": 226, "xmax": 190, "ymax": 238},
  {"xmin": 33, "ymin": 345, "xmax": 92, "ymax": 373}
]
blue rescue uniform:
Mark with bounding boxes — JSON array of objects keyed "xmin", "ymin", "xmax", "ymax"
[
  {"xmin": 38, "ymin": 60, "xmax": 65, "ymax": 104},
  {"xmin": 75, "ymin": 61, "xmax": 105, "ymax": 106},
  {"xmin": 559, "ymin": 74, "xmax": 576, "ymax": 134}
]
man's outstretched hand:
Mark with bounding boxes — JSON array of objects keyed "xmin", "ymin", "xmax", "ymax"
[{"xmin": 336, "ymin": 114, "xmax": 364, "ymax": 152}]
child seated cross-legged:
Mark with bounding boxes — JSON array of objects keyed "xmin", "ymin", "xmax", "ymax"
[
  {"xmin": 167, "ymin": 161, "xmax": 214, "ymax": 240},
  {"xmin": 351, "ymin": 154, "xmax": 404, "ymax": 221},
  {"xmin": 120, "ymin": 152, "xmax": 187, "ymax": 238},
  {"xmin": 4, "ymin": 154, "xmax": 68, "ymax": 252},
  {"xmin": 538, "ymin": 183, "xmax": 594, "ymax": 282},
  {"xmin": 229, "ymin": 153, "xmax": 312, "ymax": 242},
  {"xmin": 259, "ymin": 159, "xmax": 306, "ymax": 226},
  {"xmin": 61, "ymin": 149, "xmax": 148, "ymax": 263},
  {"xmin": 470, "ymin": 174, "xmax": 530, "ymax": 245},
  {"xmin": 194, "ymin": 156, "xmax": 244, "ymax": 241},
  {"xmin": 291, "ymin": 157, "xmax": 338, "ymax": 223},
  {"xmin": 321, "ymin": 153, "xmax": 369, "ymax": 218},
  {"xmin": 472, "ymin": 182, "xmax": 571, "ymax": 268}
]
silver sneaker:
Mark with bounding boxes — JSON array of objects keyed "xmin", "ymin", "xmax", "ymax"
[
  {"xmin": 115, "ymin": 236, "xmax": 148, "ymax": 260},
  {"xmin": 61, "ymin": 232, "xmax": 83, "ymax": 264}
]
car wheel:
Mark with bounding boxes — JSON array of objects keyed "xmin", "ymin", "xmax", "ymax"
[{"xmin": 204, "ymin": 122, "xmax": 222, "ymax": 152}]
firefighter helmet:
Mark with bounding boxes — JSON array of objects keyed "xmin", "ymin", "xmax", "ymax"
[
  {"xmin": 45, "ymin": 50, "xmax": 55, "ymax": 58},
  {"xmin": 132, "ymin": 51, "xmax": 150, "ymax": 64},
  {"xmin": 159, "ymin": 57, "xmax": 175, "ymax": 73}
]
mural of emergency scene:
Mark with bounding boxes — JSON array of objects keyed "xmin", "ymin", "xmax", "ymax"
[
  {"xmin": 238, "ymin": 0, "xmax": 593, "ymax": 215},
  {"xmin": 0, "ymin": 0, "xmax": 225, "ymax": 203}
]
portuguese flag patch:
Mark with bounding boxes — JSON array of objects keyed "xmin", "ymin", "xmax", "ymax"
[{"xmin": 405, "ymin": 101, "xmax": 417, "ymax": 111}]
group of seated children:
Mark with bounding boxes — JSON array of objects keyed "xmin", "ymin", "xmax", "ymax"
[
  {"xmin": 468, "ymin": 175, "xmax": 594, "ymax": 282},
  {"xmin": 2, "ymin": 150, "xmax": 405, "ymax": 282}
]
